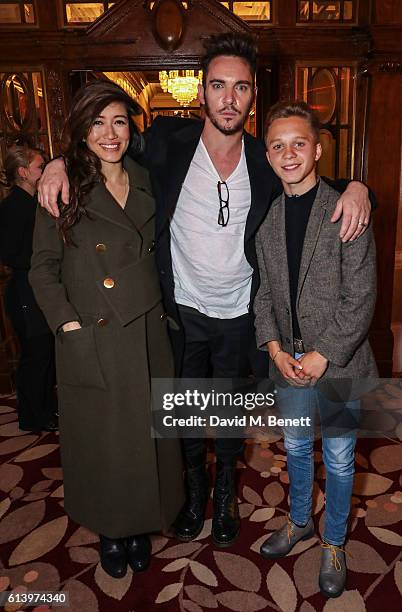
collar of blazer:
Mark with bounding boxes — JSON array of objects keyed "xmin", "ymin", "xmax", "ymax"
[
  {"xmin": 271, "ymin": 178, "xmax": 335, "ymax": 304},
  {"xmin": 85, "ymin": 156, "xmax": 155, "ymax": 234},
  {"xmin": 159, "ymin": 120, "xmax": 277, "ymax": 244}
]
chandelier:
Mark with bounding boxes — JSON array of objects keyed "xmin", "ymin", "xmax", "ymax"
[{"xmin": 159, "ymin": 70, "xmax": 203, "ymax": 107}]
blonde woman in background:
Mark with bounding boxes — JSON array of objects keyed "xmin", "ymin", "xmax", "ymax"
[{"xmin": 0, "ymin": 143, "xmax": 58, "ymax": 432}]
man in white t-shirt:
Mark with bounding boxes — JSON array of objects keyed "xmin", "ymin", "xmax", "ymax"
[{"xmin": 37, "ymin": 34, "xmax": 373, "ymax": 549}]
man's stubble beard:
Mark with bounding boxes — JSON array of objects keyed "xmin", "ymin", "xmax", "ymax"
[{"xmin": 203, "ymin": 95, "xmax": 254, "ymax": 136}]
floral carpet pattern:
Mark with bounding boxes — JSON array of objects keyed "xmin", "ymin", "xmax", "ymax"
[{"xmin": 0, "ymin": 387, "xmax": 402, "ymax": 612}]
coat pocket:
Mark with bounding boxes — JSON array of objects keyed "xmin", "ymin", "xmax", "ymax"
[{"xmin": 56, "ymin": 324, "xmax": 107, "ymax": 390}]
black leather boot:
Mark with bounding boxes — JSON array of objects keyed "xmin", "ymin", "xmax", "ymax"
[
  {"xmin": 126, "ymin": 535, "xmax": 151, "ymax": 573},
  {"xmin": 99, "ymin": 535, "xmax": 127, "ymax": 578},
  {"xmin": 212, "ymin": 459, "xmax": 240, "ymax": 547},
  {"xmin": 173, "ymin": 460, "xmax": 210, "ymax": 541}
]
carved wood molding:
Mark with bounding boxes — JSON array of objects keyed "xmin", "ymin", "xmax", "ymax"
[
  {"xmin": 361, "ymin": 60, "xmax": 402, "ymax": 76},
  {"xmin": 45, "ymin": 67, "xmax": 66, "ymax": 155},
  {"xmin": 278, "ymin": 61, "xmax": 295, "ymax": 101},
  {"xmin": 378, "ymin": 62, "xmax": 402, "ymax": 74},
  {"xmin": 62, "ymin": 55, "xmax": 203, "ymax": 71},
  {"xmin": 86, "ymin": 0, "xmax": 136, "ymax": 38},
  {"xmin": 196, "ymin": 0, "xmax": 251, "ymax": 34},
  {"xmin": 85, "ymin": 0, "xmax": 250, "ymax": 43}
]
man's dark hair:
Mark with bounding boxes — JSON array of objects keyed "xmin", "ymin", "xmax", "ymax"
[
  {"xmin": 264, "ymin": 100, "xmax": 321, "ymax": 143},
  {"xmin": 200, "ymin": 32, "xmax": 258, "ymax": 87}
]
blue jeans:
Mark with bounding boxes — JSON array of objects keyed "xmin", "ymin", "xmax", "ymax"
[{"xmin": 277, "ymin": 374, "xmax": 359, "ymax": 546}]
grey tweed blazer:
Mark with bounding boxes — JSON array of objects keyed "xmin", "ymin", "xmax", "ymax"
[{"xmin": 254, "ymin": 179, "xmax": 378, "ymax": 380}]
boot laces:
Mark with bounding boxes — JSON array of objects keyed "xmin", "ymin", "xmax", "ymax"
[
  {"xmin": 186, "ymin": 466, "xmax": 208, "ymax": 504},
  {"xmin": 286, "ymin": 514, "xmax": 295, "ymax": 544},
  {"xmin": 321, "ymin": 541, "xmax": 348, "ymax": 572},
  {"xmin": 286, "ymin": 514, "xmax": 305, "ymax": 544},
  {"xmin": 214, "ymin": 464, "xmax": 236, "ymax": 517}
]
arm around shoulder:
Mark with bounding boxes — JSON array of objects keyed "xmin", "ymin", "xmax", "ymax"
[{"xmin": 38, "ymin": 156, "xmax": 69, "ymax": 216}]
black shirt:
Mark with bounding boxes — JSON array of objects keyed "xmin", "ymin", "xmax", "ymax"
[{"xmin": 285, "ymin": 182, "xmax": 319, "ymax": 340}]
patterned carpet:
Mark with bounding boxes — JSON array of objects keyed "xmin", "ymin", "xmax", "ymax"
[{"xmin": 0, "ymin": 391, "xmax": 401, "ymax": 612}]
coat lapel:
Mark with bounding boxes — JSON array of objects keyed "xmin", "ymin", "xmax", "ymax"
[
  {"xmin": 123, "ymin": 157, "xmax": 155, "ymax": 232},
  {"xmin": 244, "ymin": 132, "xmax": 277, "ymax": 245},
  {"xmin": 85, "ymin": 181, "xmax": 137, "ymax": 234},
  {"xmin": 297, "ymin": 179, "xmax": 328, "ymax": 302},
  {"xmin": 85, "ymin": 158, "xmax": 154, "ymax": 237}
]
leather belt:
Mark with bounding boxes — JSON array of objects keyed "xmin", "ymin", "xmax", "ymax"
[{"xmin": 293, "ymin": 338, "xmax": 305, "ymax": 353}]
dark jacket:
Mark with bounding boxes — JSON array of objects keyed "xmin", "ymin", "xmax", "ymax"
[
  {"xmin": 254, "ymin": 179, "xmax": 378, "ymax": 381},
  {"xmin": 0, "ymin": 186, "xmax": 50, "ymax": 337},
  {"xmin": 139, "ymin": 116, "xmax": 283, "ymax": 375}
]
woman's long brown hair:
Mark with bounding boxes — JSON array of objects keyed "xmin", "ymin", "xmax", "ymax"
[{"xmin": 58, "ymin": 80, "xmax": 143, "ymax": 245}]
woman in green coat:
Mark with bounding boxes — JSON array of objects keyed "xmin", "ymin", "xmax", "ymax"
[{"xmin": 29, "ymin": 81, "xmax": 184, "ymax": 579}]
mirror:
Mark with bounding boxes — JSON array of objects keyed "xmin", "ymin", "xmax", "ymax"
[
  {"xmin": 3, "ymin": 74, "xmax": 31, "ymax": 130},
  {"xmin": 310, "ymin": 68, "xmax": 337, "ymax": 124}
]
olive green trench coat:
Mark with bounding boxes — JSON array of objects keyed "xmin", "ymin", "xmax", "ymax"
[{"xmin": 29, "ymin": 157, "xmax": 184, "ymax": 538}]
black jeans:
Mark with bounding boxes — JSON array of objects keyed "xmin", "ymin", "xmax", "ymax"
[
  {"xmin": 173, "ymin": 306, "xmax": 250, "ymax": 464},
  {"xmin": 6, "ymin": 279, "xmax": 57, "ymax": 429}
]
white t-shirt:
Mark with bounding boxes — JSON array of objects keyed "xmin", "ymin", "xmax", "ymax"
[{"xmin": 170, "ymin": 137, "xmax": 253, "ymax": 319}]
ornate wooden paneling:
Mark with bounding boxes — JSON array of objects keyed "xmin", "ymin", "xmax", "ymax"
[
  {"xmin": 365, "ymin": 64, "xmax": 402, "ymax": 375},
  {"xmin": 44, "ymin": 65, "xmax": 69, "ymax": 155},
  {"xmin": 374, "ymin": 0, "xmax": 402, "ymax": 24}
]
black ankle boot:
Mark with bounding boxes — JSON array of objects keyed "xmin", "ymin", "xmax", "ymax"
[
  {"xmin": 212, "ymin": 459, "xmax": 240, "ymax": 547},
  {"xmin": 126, "ymin": 534, "xmax": 151, "ymax": 573},
  {"xmin": 173, "ymin": 462, "xmax": 210, "ymax": 541},
  {"xmin": 99, "ymin": 535, "xmax": 127, "ymax": 578}
]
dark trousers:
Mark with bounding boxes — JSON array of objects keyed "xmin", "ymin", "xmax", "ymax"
[
  {"xmin": 172, "ymin": 306, "xmax": 250, "ymax": 464},
  {"xmin": 5, "ymin": 277, "xmax": 57, "ymax": 429},
  {"xmin": 15, "ymin": 332, "xmax": 57, "ymax": 430}
]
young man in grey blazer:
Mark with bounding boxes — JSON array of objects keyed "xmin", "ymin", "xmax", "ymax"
[{"xmin": 253, "ymin": 101, "xmax": 377, "ymax": 598}]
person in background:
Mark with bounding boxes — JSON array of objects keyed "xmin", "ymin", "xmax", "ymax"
[
  {"xmin": 254, "ymin": 101, "xmax": 377, "ymax": 598},
  {"xmin": 0, "ymin": 143, "xmax": 58, "ymax": 432},
  {"xmin": 29, "ymin": 81, "xmax": 184, "ymax": 579}
]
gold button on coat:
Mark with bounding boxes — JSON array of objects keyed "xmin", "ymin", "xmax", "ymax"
[
  {"xmin": 160, "ymin": 312, "xmax": 167, "ymax": 321},
  {"xmin": 96, "ymin": 243, "xmax": 107, "ymax": 252},
  {"xmin": 96, "ymin": 318, "xmax": 108, "ymax": 327},
  {"xmin": 103, "ymin": 278, "xmax": 114, "ymax": 289}
]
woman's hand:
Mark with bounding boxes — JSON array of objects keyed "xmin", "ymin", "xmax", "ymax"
[
  {"xmin": 297, "ymin": 351, "xmax": 328, "ymax": 385},
  {"xmin": 62, "ymin": 321, "xmax": 81, "ymax": 332}
]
